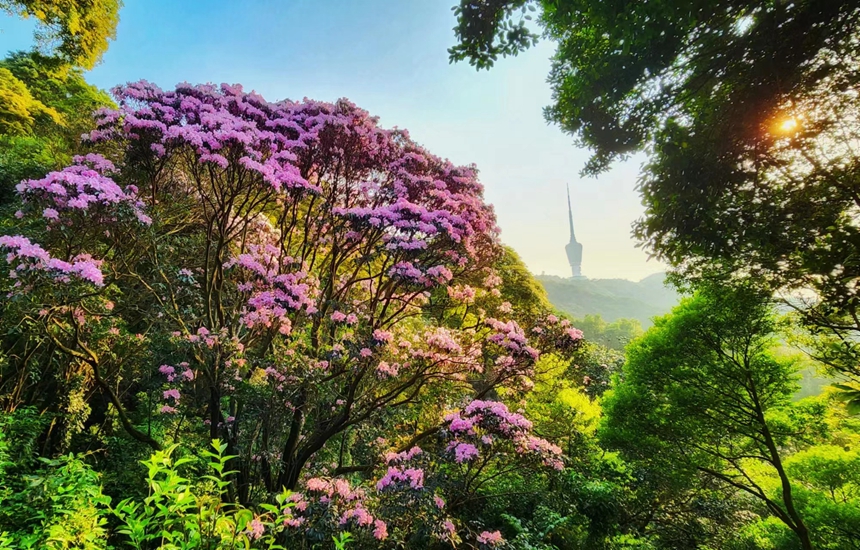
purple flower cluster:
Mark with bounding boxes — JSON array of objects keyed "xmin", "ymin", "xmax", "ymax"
[
  {"xmin": 482, "ymin": 318, "xmax": 541, "ymax": 385},
  {"xmin": 86, "ymin": 82, "xmax": 314, "ymax": 194},
  {"xmin": 376, "ymin": 465, "xmax": 425, "ymax": 491},
  {"xmin": 527, "ymin": 314, "xmax": 587, "ymax": 355},
  {"xmin": 82, "ymin": 81, "xmax": 497, "ymax": 272},
  {"xmin": 16, "ymin": 154, "xmax": 150, "ymax": 226},
  {"xmin": 453, "ymin": 442, "xmax": 479, "ymax": 463},
  {"xmin": 442, "ymin": 400, "xmax": 563, "ymax": 470},
  {"xmin": 0, "ymin": 236, "xmax": 104, "ymax": 287},
  {"xmin": 286, "ymin": 477, "xmax": 388, "ymax": 540},
  {"xmin": 227, "ymin": 245, "xmax": 319, "ymax": 335},
  {"xmin": 376, "ymin": 444, "xmax": 426, "ymax": 493},
  {"xmin": 484, "ymin": 318, "xmax": 538, "ymax": 360}
]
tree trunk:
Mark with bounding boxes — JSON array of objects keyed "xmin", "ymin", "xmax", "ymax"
[{"xmin": 749, "ymin": 373, "xmax": 813, "ymax": 550}]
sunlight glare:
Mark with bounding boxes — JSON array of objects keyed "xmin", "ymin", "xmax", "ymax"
[{"xmin": 778, "ymin": 117, "xmax": 798, "ymax": 133}]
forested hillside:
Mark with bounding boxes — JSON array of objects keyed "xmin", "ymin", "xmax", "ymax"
[{"xmin": 536, "ymin": 273, "xmax": 678, "ymax": 327}]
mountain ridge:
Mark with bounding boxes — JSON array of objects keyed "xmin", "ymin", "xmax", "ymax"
[{"xmin": 535, "ymin": 273, "xmax": 679, "ymax": 328}]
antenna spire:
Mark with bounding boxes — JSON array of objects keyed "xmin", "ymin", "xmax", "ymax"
[
  {"xmin": 565, "ymin": 184, "xmax": 583, "ymax": 278},
  {"xmin": 567, "ymin": 183, "xmax": 575, "ymax": 242}
]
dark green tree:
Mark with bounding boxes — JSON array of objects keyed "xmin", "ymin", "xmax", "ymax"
[
  {"xmin": 450, "ymin": 0, "xmax": 858, "ymax": 172},
  {"xmin": 0, "ymin": 0, "xmax": 120, "ymax": 183},
  {"xmin": 601, "ymin": 284, "xmax": 824, "ymax": 549}
]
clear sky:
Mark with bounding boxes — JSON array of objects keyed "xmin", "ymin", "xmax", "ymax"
[{"xmin": 1, "ymin": 0, "xmax": 666, "ymax": 281}]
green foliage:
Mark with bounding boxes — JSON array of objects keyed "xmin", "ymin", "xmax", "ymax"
[
  {"xmin": 113, "ymin": 439, "xmax": 294, "ymax": 549},
  {"xmin": 602, "ymin": 283, "xmax": 820, "ymax": 548},
  {"xmin": 0, "ymin": 134, "xmax": 56, "ymax": 204},
  {"xmin": 0, "ymin": 0, "xmax": 121, "ymax": 69},
  {"xmin": 725, "ymin": 517, "xmax": 800, "ymax": 550},
  {"xmin": 25, "ymin": 455, "xmax": 111, "ymax": 549},
  {"xmin": 497, "ymin": 246, "xmax": 553, "ymax": 317},
  {"xmin": 449, "ymin": 0, "xmax": 539, "ymax": 70},
  {"xmin": 502, "ymin": 506, "xmax": 573, "ymax": 550},
  {"xmin": 1, "ymin": 52, "xmax": 113, "ymax": 124},
  {"xmin": 832, "ymin": 383, "xmax": 860, "ymax": 416},
  {"xmin": 0, "ymin": 409, "xmax": 110, "ymax": 549},
  {"xmin": 569, "ymin": 314, "xmax": 642, "ymax": 352},
  {"xmin": 331, "ymin": 532, "xmax": 354, "ymax": 550},
  {"xmin": 784, "ymin": 445, "xmax": 860, "ymax": 549},
  {"xmin": 0, "ymin": 66, "xmax": 61, "ymax": 136},
  {"xmin": 523, "ymin": 367, "xmax": 600, "ymax": 460}
]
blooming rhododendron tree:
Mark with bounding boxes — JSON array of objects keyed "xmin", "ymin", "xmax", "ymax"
[{"xmin": 0, "ymin": 81, "xmax": 585, "ymax": 543}]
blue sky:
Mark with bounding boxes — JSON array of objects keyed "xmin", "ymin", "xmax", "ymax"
[{"xmin": 1, "ymin": 0, "xmax": 665, "ymax": 280}]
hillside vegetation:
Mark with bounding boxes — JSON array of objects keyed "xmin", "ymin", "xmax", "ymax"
[{"xmin": 536, "ymin": 273, "xmax": 679, "ymax": 328}]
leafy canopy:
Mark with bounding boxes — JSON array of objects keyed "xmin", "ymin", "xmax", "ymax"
[
  {"xmin": 602, "ymin": 283, "xmax": 822, "ymax": 549},
  {"xmin": 0, "ymin": 0, "xmax": 121, "ymax": 69},
  {"xmin": 450, "ymin": 0, "xmax": 859, "ymax": 173}
]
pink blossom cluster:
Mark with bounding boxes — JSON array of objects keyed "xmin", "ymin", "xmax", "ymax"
[
  {"xmin": 526, "ymin": 314, "xmax": 586, "ymax": 355},
  {"xmin": 403, "ymin": 327, "xmax": 485, "ymax": 378},
  {"xmin": 245, "ymin": 518, "xmax": 265, "ymax": 540},
  {"xmin": 285, "ymin": 478, "xmax": 388, "ymax": 540},
  {"xmin": 382, "ymin": 446, "xmax": 423, "ymax": 465},
  {"xmin": 376, "ymin": 466, "xmax": 425, "ymax": 491},
  {"xmin": 442, "ymin": 400, "xmax": 563, "ymax": 470},
  {"xmin": 330, "ymin": 311, "xmax": 346, "ymax": 323},
  {"xmin": 184, "ymin": 326, "xmax": 230, "ymax": 348},
  {"xmin": 0, "ymin": 235, "xmax": 104, "ymax": 287},
  {"xmin": 158, "ymin": 362, "xmax": 194, "ymax": 383},
  {"xmin": 15, "ymin": 154, "xmax": 150, "ymax": 225},
  {"xmin": 281, "ymin": 493, "xmax": 309, "ymax": 528},
  {"xmin": 375, "ymin": 361, "xmax": 400, "ymax": 379},
  {"xmin": 388, "ymin": 261, "xmax": 425, "ymax": 283},
  {"xmin": 227, "ymin": 245, "xmax": 319, "ymax": 335},
  {"xmin": 447, "ymin": 284, "xmax": 476, "ymax": 303},
  {"xmin": 426, "ymin": 265, "xmax": 454, "ymax": 284},
  {"xmin": 484, "ymin": 318, "xmax": 539, "ymax": 361},
  {"xmin": 452, "ymin": 442, "xmax": 479, "ymax": 463},
  {"xmin": 157, "ymin": 361, "xmax": 195, "ymax": 415},
  {"xmin": 483, "ymin": 271, "xmax": 502, "ymax": 289},
  {"xmin": 86, "ymin": 82, "xmax": 315, "ymax": 194},
  {"xmin": 565, "ymin": 327, "xmax": 585, "ymax": 341},
  {"xmin": 482, "ymin": 319, "xmax": 540, "ymax": 386},
  {"xmin": 422, "ymin": 327, "xmax": 463, "ymax": 355},
  {"xmin": 371, "ymin": 329, "xmax": 394, "ymax": 344},
  {"xmin": 477, "ymin": 530, "xmax": 504, "ymax": 546}
]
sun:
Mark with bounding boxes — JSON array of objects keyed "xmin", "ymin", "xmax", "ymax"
[{"xmin": 777, "ymin": 117, "xmax": 798, "ymax": 134}]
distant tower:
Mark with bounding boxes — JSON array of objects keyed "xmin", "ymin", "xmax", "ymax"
[{"xmin": 565, "ymin": 184, "xmax": 583, "ymax": 278}]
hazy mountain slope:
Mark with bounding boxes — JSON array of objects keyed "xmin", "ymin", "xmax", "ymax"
[{"xmin": 536, "ymin": 274, "xmax": 679, "ymax": 327}]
